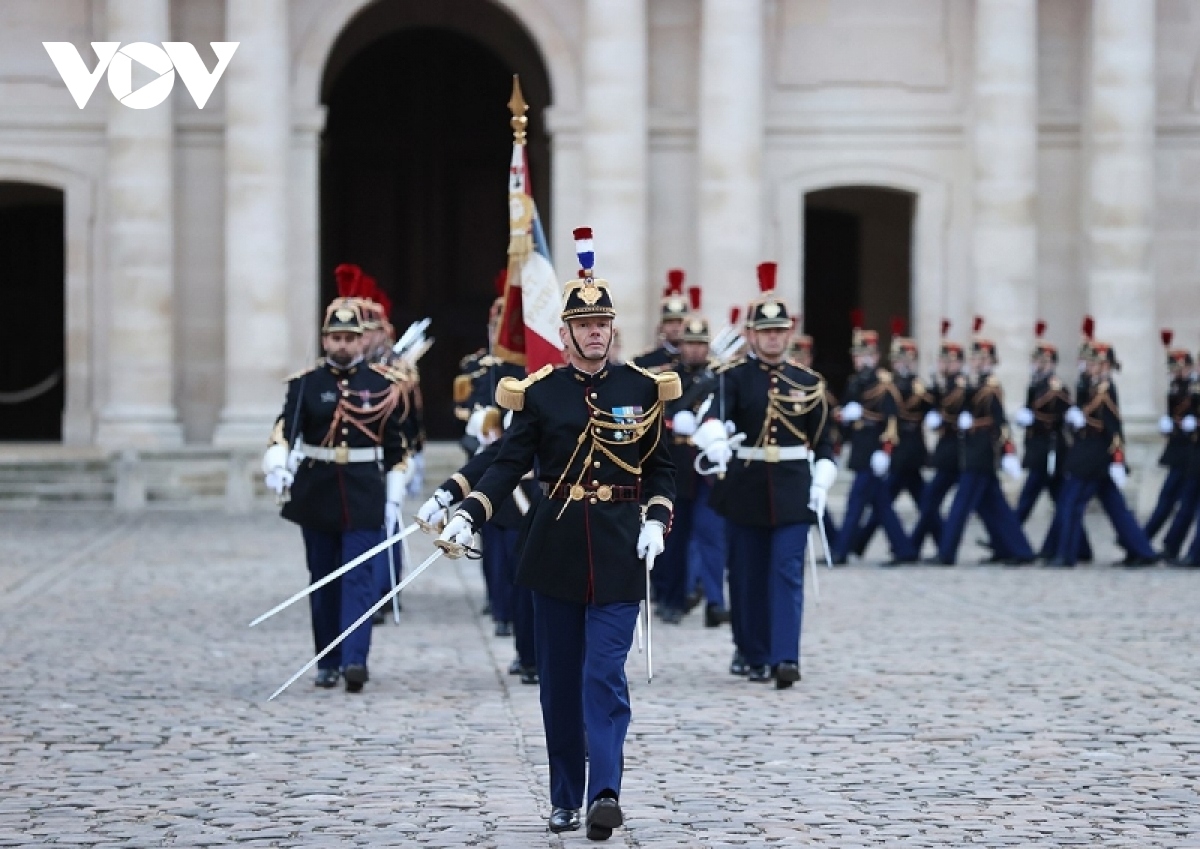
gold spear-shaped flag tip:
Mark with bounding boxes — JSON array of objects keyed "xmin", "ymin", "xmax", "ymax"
[{"xmin": 509, "ymin": 75, "xmax": 528, "ymax": 144}]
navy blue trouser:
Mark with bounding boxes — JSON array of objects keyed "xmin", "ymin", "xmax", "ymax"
[
  {"xmin": 727, "ymin": 522, "xmax": 808, "ymax": 667},
  {"xmin": 533, "ymin": 593, "xmax": 639, "ymax": 810},
  {"xmin": 1144, "ymin": 467, "xmax": 1187, "ymax": 542},
  {"xmin": 1162, "ymin": 477, "xmax": 1200, "ymax": 556},
  {"xmin": 656, "ymin": 495, "xmax": 695, "ymax": 614},
  {"xmin": 937, "ymin": 472, "xmax": 1033, "ymax": 564},
  {"xmin": 481, "ymin": 523, "xmax": 516, "ymax": 624},
  {"xmin": 1054, "ymin": 475, "xmax": 1156, "ymax": 564},
  {"xmin": 853, "ymin": 467, "xmax": 926, "ymax": 555},
  {"xmin": 482, "ymin": 524, "xmax": 535, "ymax": 666},
  {"xmin": 690, "ymin": 480, "xmax": 728, "ymax": 607},
  {"xmin": 301, "ymin": 527, "xmax": 381, "ymax": 669},
  {"xmin": 833, "ymin": 471, "xmax": 917, "ymax": 561},
  {"xmin": 909, "ymin": 468, "xmax": 954, "ymax": 553}
]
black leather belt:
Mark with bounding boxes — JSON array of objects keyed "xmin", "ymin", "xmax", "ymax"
[{"xmin": 540, "ymin": 482, "xmax": 641, "ymax": 502}]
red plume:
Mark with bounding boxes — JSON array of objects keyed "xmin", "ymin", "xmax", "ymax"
[
  {"xmin": 730, "ymin": 306, "xmax": 742, "ymax": 326},
  {"xmin": 1162, "ymin": 328, "xmax": 1174, "ymax": 348},
  {"xmin": 1081, "ymin": 315, "xmax": 1095, "ymax": 340},
  {"xmin": 360, "ymin": 273, "xmax": 379, "ymax": 304},
  {"xmin": 850, "ymin": 308, "xmax": 864, "ymax": 330},
  {"xmin": 940, "ymin": 318, "xmax": 950, "ymax": 338},
  {"xmin": 756, "ymin": 262, "xmax": 777, "ymax": 293},
  {"xmin": 666, "ymin": 269, "xmax": 685, "ymax": 294},
  {"xmin": 494, "ymin": 269, "xmax": 508, "ymax": 296},
  {"xmin": 973, "ymin": 315, "xmax": 984, "ymax": 335},
  {"xmin": 1035, "ymin": 320, "xmax": 1047, "ymax": 339},
  {"xmin": 688, "ymin": 286, "xmax": 701, "ymax": 312},
  {"xmin": 334, "ymin": 263, "xmax": 362, "ymax": 298},
  {"xmin": 890, "ymin": 316, "xmax": 907, "ymax": 336}
]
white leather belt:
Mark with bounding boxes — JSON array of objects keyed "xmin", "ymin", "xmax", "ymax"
[
  {"xmin": 300, "ymin": 443, "xmax": 382, "ymax": 464},
  {"xmin": 736, "ymin": 445, "xmax": 810, "ymax": 463}
]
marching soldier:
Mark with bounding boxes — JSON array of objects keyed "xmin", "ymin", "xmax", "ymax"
[
  {"xmin": 437, "ymin": 228, "xmax": 677, "ymax": 840},
  {"xmin": 631, "ymin": 268, "xmax": 689, "ymax": 371},
  {"xmin": 850, "ymin": 322, "xmax": 934, "ymax": 560},
  {"xmin": 693, "ymin": 262, "xmax": 836, "ymax": 687},
  {"xmin": 935, "ymin": 320, "xmax": 1034, "ymax": 565},
  {"xmin": 658, "ymin": 285, "xmax": 728, "ymax": 627},
  {"xmin": 908, "ymin": 324, "xmax": 961, "ymax": 557},
  {"xmin": 1049, "ymin": 340, "xmax": 1158, "ymax": 567},
  {"xmin": 261, "ymin": 296, "xmax": 411, "ymax": 692},
  {"xmin": 1161, "ymin": 348, "xmax": 1200, "ymax": 561},
  {"xmin": 1143, "ymin": 331, "xmax": 1197, "ymax": 545},
  {"xmin": 830, "ymin": 315, "xmax": 918, "ymax": 564}
]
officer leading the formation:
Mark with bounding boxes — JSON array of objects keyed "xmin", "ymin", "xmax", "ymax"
[
  {"xmin": 437, "ymin": 228, "xmax": 678, "ymax": 841},
  {"xmin": 261, "ymin": 297, "xmax": 411, "ymax": 693}
]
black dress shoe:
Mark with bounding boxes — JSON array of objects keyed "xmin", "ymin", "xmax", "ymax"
[
  {"xmin": 585, "ymin": 797, "xmax": 623, "ymax": 841},
  {"xmin": 520, "ymin": 666, "xmax": 540, "ymax": 685},
  {"xmin": 1002, "ymin": 557, "xmax": 1036, "ymax": 566},
  {"xmin": 343, "ymin": 663, "xmax": 369, "ymax": 693},
  {"xmin": 314, "ymin": 668, "xmax": 340, "ymax": 688},
  {"xmin": 548, "ymin": 807, "xmax": 580, "ymax": 833},
  {"xmin": 704, "ymin": 604, "xmax": 730, "ymax": 628},
  {"xmin": 774, "ymin": 662, "xmax": 801, "ymax": 690},
  {"xmin": 480, "ymin": 602, "xmax": 491, "ymax": 617},
  {"xmin": 658, "ymin": 607, "xmax": 683, "ymax": 625},
  {"xmin": 1120, "ymin": 555, "xmax": 1158, "ymax": 568},
  {"xmin": 494, "ymin": 621, "xmax": 513, "ymax": 637},
  {"xmin": 508, "ymin": 657, "xmax": 522, "ymax": 675},
  {"xmin": 746, "ymin": 665, "xmax": 771, "ymax": 682},
  {"xmin": 371, "ymin": 608, "xmax": 387, "ymax": 625},
  {"xmin": 729, "ymin": 651, "xmax": 748, "ymax": 676},
  {"xmin": 881, "ymin": 557, "xmax": 916, "ymax": 567}
]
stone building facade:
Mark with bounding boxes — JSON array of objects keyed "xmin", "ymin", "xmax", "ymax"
[{"xmin": 0, "ymin": 0, "xmax": 1196, "ymax": 445}]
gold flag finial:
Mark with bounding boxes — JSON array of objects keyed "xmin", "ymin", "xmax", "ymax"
[{"xmin": 508, "ymin": 75, "xmax": 528, "ymax": 145}]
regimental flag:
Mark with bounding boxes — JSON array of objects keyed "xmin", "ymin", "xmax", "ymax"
[{"xmin": 498, "ymin": 75, "xmax": 562, "ymax": 374}]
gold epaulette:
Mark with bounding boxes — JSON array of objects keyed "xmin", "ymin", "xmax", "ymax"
[
  {"xmin": 284, "ymin": 362, "xmax": 320, "ymax": 382},
  {"xmin": 715, "ymin": 357, "xmax": 745, "ymax": 374},
  {"xmin": 453, "ymin": 374, "xmax": 473, "ymax": 404},
  {"xmin": 626, "ymin": 362, "xmax": 683, "ymax": 401},
  {"xmin": 495, "ymin": 364, "xmax": 554, "ymax": 411},
  {"xmin": 370, "ymin": 362, "xmax": 415, "ymax": 385}
]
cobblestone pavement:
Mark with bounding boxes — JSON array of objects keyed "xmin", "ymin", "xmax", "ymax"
[{"xmin": 1, "ymin": 508, "xmax": 1199, "ymax": 848}]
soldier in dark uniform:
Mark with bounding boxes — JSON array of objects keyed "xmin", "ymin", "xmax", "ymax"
[
  {"xmin": 1160, "ymin": 351, "xmax": 1200, "ymax": 561},
  {"xmin": 935, "ymin": 323, "xmax": 1034, "ymax": 564},
  {"xmin": 830, "ymin": 321, "xmax": 918, "ymax": 564},
  {"xmin": 1013, "ymin": 323, "xmax": 1070, "ymax": 522},
  {"xmin": 850, "ymin": 326, "xmax": 935, "ymax": 561},
  {"xmin": 1143, "ymin": 332, "xmax": 1197, "ymax": 545},
  {"xmin": 438, "ymin": 228, "xmax": 676, "ymax": 840},
  {"xmin": 909, "ymin": 323, "xmax": 961, "ymax": 556},
  {"xmin": 657, "ymin": 286, "xmax": 728, "ymax": 627},
  {"xmin": 631, "ymin": 268, "xmax": 689, "ymax": 371},
  {"xmin": 1049, "ymin": 341, "xmax": 1158, "ymax": 567},
  {"xmin": 261, "ymin": 298, "xmax": 411, "ymax": 692},
  {"xmin": 790, "ymin": 333, "xmax": 841, "ymax": 545},
  {"xmin": 693, "ymin": 262, "xmax": 836, "ymax": 687}
]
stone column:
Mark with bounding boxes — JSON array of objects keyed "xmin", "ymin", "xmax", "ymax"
[
  {"xmin": 96, "ymin": 0, "xmax": 183, "ymax": 447},
  {"xmin": 697, "ymin": 0, "xmax": 764, "ymax": 330},
  {"xmin": 213, "ymin": 0, "xmax": 291, "ymax": 446},
  {"xmin": 1085, "ymin": 0, "xmax": 1156, "ymax": 427},
  {"xmin": 971, "ymin": 0, "xmax": 1037, "ymax": 405},
  {"xmin": 582, "ymin": 0, "xmax": 649, "ymax": 350}
]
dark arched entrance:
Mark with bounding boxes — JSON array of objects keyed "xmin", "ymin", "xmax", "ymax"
[
  {"xmin": 321, "ymin": 2, "xmax": 552, "ymax": 439},
  {"xmin": 803, "ymin": 186, "xmax": 915, "ymax": 395},
  {"xmin": 0, "ymin": 182, "xmax": 64, "ymax": 440}
]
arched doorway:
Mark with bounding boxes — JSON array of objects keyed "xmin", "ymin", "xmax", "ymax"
[
  {"xmin": 803, "ymin": 186, "xmax": 915, "ymax": 395},
  {"xmin": 0, "ymin": 182, "xmax": 64, "ymax": 440},
  {"xmin": 320, "ymin": 2, "xmax": 552, "ymax": 439}
]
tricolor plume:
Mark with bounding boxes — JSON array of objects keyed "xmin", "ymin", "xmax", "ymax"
[
  {"xmin": 667, "ymin": 268, "xmax": 685, "ymax": 294},
  {"xmin": 756, "ymin": 262, "xmax": 777, "ymax": 293},
  {"xmin": 1035, "ymin": 320, "xmax": 1047, "ymax": 339},
  {"xmin": 1162, "ymin": 328, "xmax": 1174, "ymax": 348},
  {"xmin": 572, "ymin": 227, "xmax": 594, "ymax": 272},
  {"xmin": 688, "ymin": 286, "xmax": 701, "ymax": 312}
]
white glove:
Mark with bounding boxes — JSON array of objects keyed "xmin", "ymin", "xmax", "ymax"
[
  {"xmin": 465, "ymin": 407, "xmax": 487, "ymax": 439},
  {"xmin": 1109, "ymin": 462, "xmax": 1127, "ymax": 488},
  {"xmin": 264, "ymin": 468, "xmax": 293, "ymax": 495},
  {"xmin": 692, "ymin": 418, "xmax": 731, "ymax": 450},
  {"xmin": 1015, "ymin": 407, "xmax": 1034, "ymax": 428},
  {"xmin": 1065, "ymin": 406, "xmax": 1086, "ymax": 430},
  {"xmin": 262, "ymin": 443, "xmax": 288, "ymax": 476},
  {"xmin": 671, "ymin": 410, "xmax": 698, "ymax": 437},
  {"xmin": 840, "ymin": 401, "xmax": 863, "ymax": 423},
  {"xmin": 923, "ymin": 410, "xmax": 943, "ymax": 431},
  {"xmin": 1001, "ymin": 453, "xmax": 1022, "ymax": 480},
  {"xmin": 637, "ymin": 520, "xmax": 665, "ymax": 562},
  {"xmin": 957, "ymin": 411, "xmax": 974, "ymax": 431},
  {"xmin": 808, "ymin": 458, "xmax": 838, "ymax": 516},
  {"xmin": 1159, "ymin": 415, "xmax": 1175, "ymax": 435},
  {"xmin": 437, "ymin": 514, "xmax": 474, "ymax": 549},
  {"xmin": 418, "ymin": 489, "xmax": 455, "ymax": 524},
  {"xmin": 1183, "ymin": 415, "xmax": 1197, "ymax": 434},
  {"xmin": 406, "ymin": 451, "xmax": 426, "ymax": 498},
  {"xmin": 870, "ymin": 449, "xmax": 890, "ymax": 478},
  {"xmin": 704, "ymin": 441, "xmax": 733, "ymax": 467}
]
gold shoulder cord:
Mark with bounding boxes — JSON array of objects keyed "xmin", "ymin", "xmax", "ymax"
[{"xmin": 547, "ymin": 396, "xmax": 667, "ymax": 520}]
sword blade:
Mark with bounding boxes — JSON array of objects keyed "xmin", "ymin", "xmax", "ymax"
[
  {"xmin": 807, "ymin": 528, "xmax": 821, "ymax": 605},
  {"xmin": 644, "ymin": 552, "xmax": 656, "ymax": 683},
  {"xmin": 249, "ymin": 522, "xmax": 420, "ymax": 627},
  {"xmin": 267, "ymin": 547, "xmax": 445, "ymax": 701},
  {"xmin": 386, "ymin": 537, "xmax": 400, "ymax": 625},
  {"xmin": 817, "ymin": 510, "xmax": 834, "ymax": 569}
]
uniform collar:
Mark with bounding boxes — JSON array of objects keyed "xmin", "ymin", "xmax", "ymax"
[
  {"xmin": 569, "ymin": 362, "xmax": 610, "ymax": 384},
  {"xmin": 326, "ymin": 356, "xmax": 363, "ymax": 377}
]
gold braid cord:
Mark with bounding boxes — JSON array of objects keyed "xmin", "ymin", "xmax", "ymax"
[
  {"xmin": 321, "ymin": 383, "xmax": 404, "ymax": 448},
  {"xmin": 747, "ymin": 372, "xmax": 827, "ymax": 465},
  {"xmin": 1082, "ymin": 382, "xmax": 1120, "ymax": 429},
  {"xmin": 548, "ymin": 397, "xmax": 666, "ymax": 520}
]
